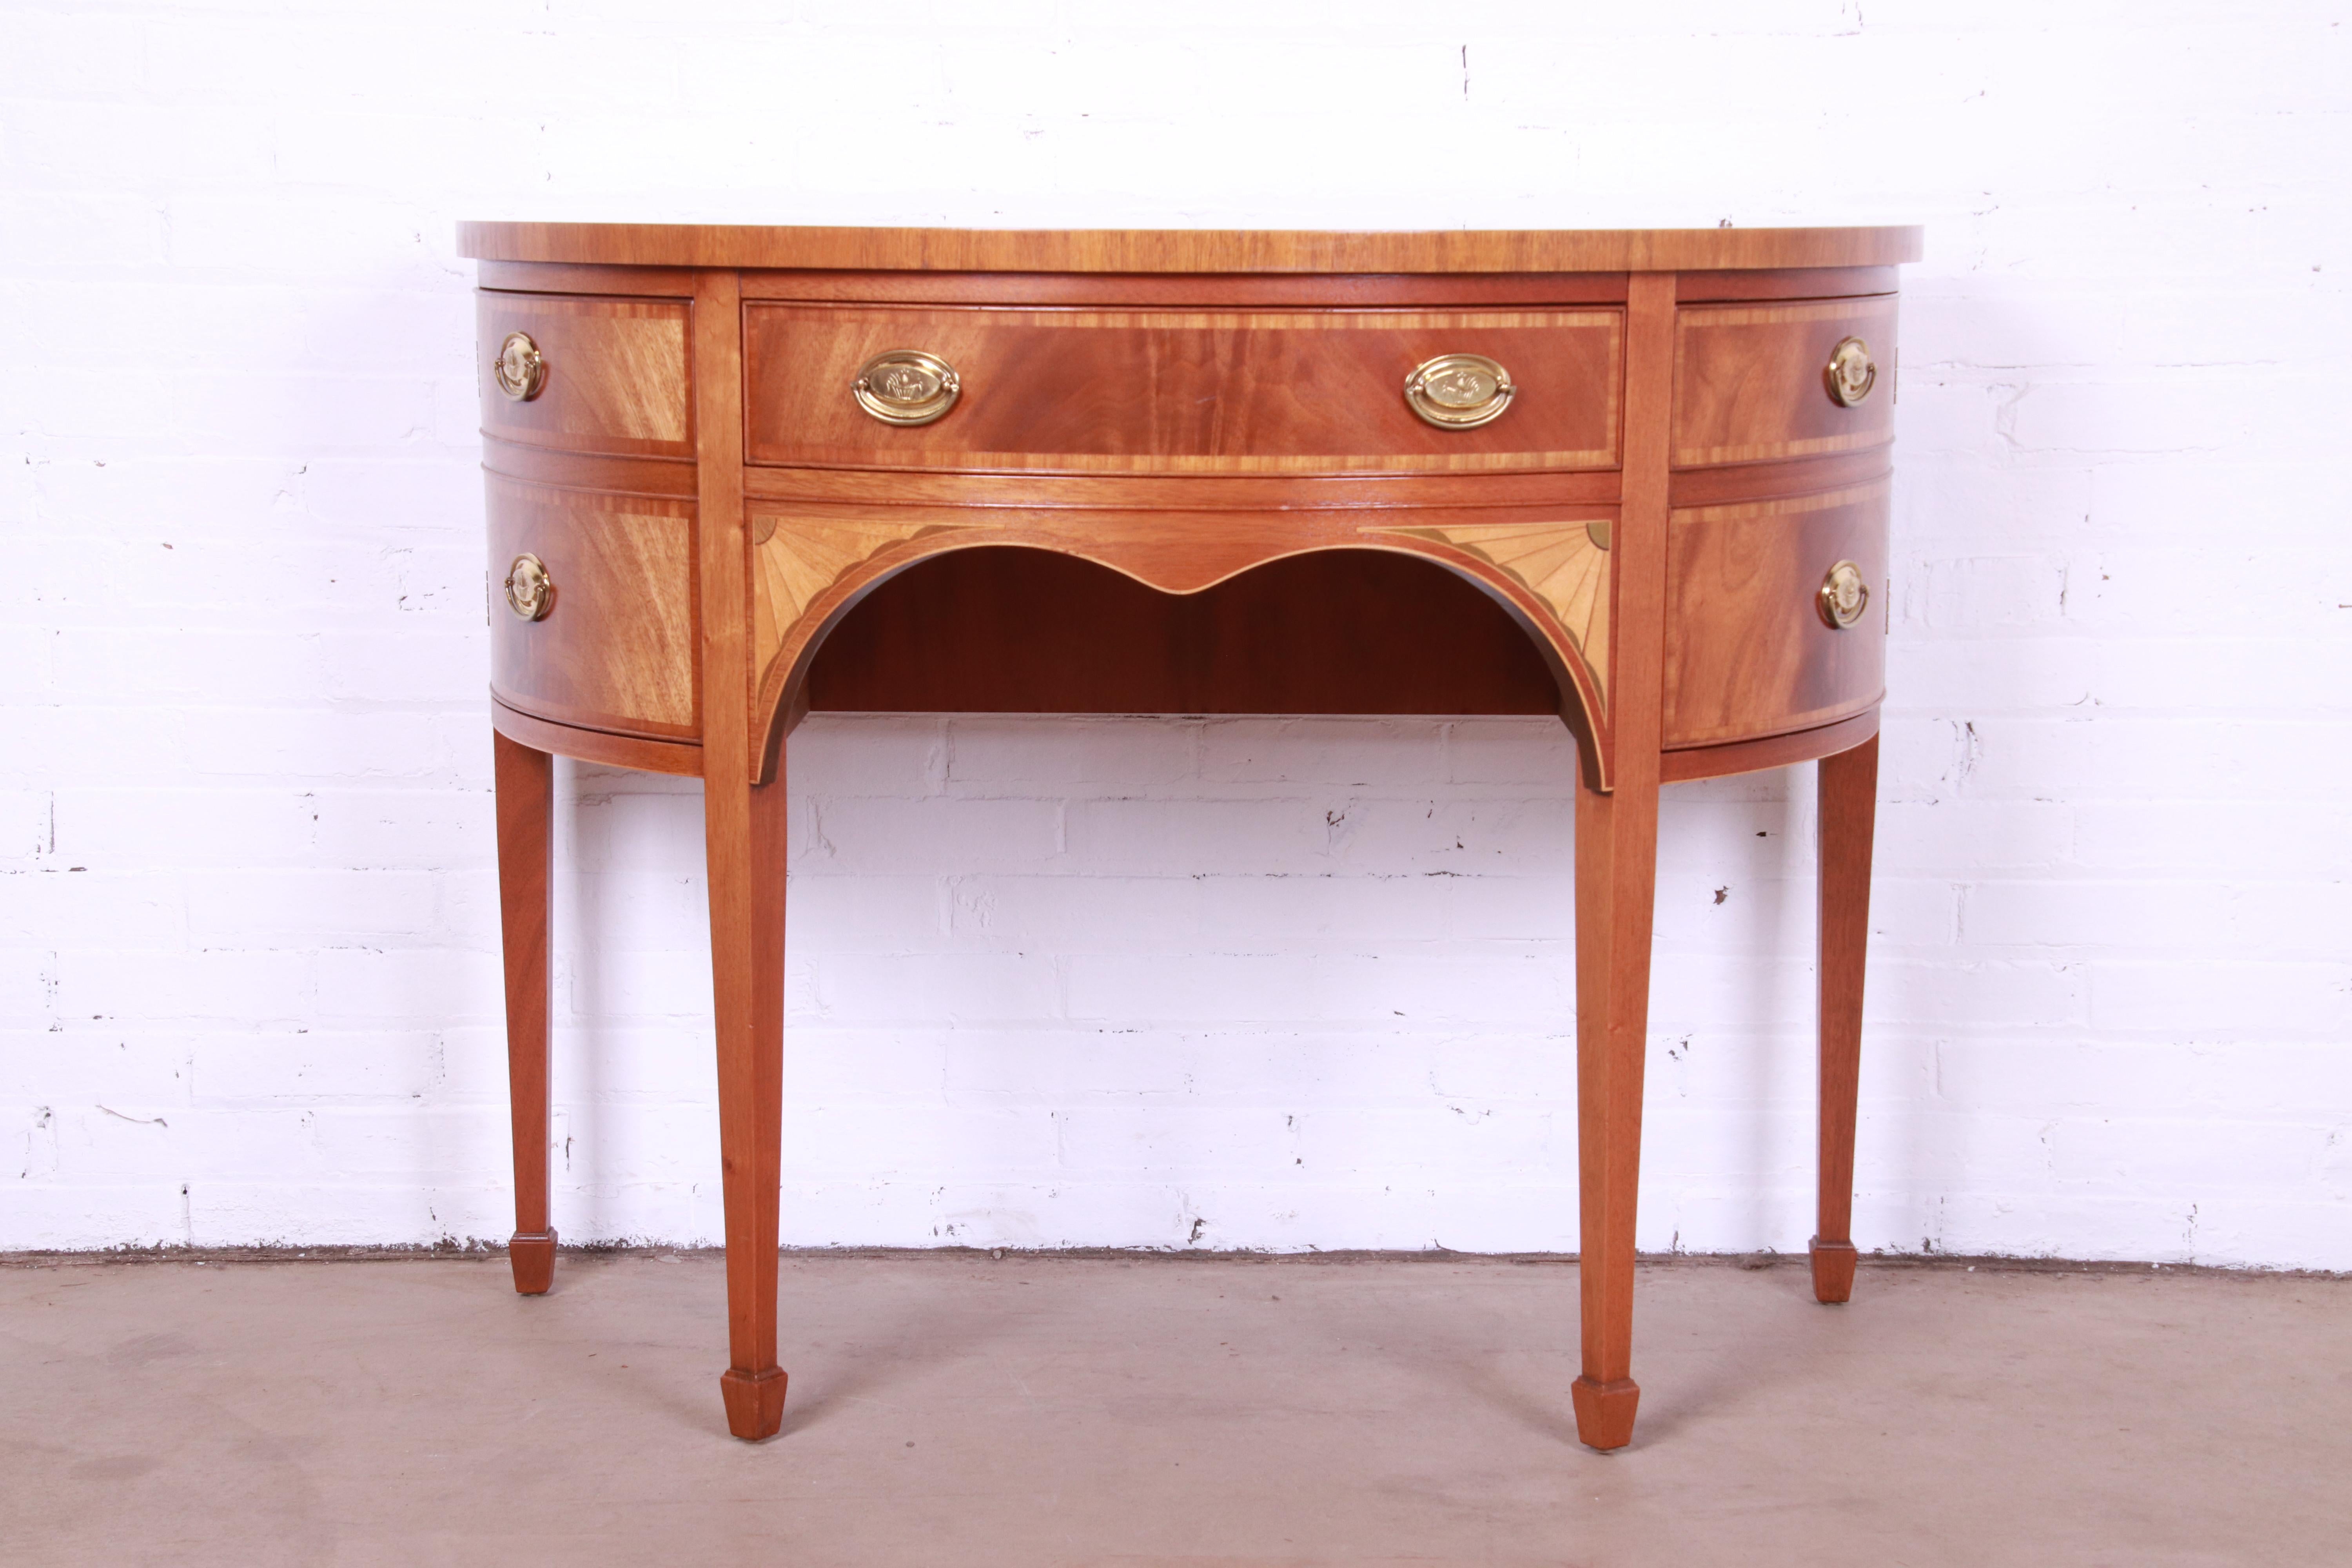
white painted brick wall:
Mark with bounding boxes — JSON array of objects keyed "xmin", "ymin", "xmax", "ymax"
[{"xmin": 3, "ymin": 1, "xmax": 2347, "ymax": 1266}]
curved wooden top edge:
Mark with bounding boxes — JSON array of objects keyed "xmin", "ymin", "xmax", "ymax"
[{"xmin": 456, "ymin": 223, "xmax": 1923, "ymax": 274}]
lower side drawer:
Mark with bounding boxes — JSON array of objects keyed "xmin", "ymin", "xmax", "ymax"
[
  {"xmin": 486, "ymin": 476, "xmax": 699, "ymax": 740},
  {"xmin": 1663, "ymin": 478, "xmax": 1888, "ymax": 748}
]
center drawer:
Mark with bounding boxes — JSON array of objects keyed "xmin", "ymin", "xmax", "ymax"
[{"xmin": 742, "ymin": 304, "xmax": 1623, "ymax": 474}]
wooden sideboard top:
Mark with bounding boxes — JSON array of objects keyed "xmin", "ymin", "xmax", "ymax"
[{"xmin": 455, "ymin": 223, "xmax": 1924, "ymax": 274}]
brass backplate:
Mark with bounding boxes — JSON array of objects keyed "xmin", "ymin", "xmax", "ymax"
[
  {"xmin": 1404, "ymin": 353, "xmax": 1515, "ymax": 429},
  {"xmin": 1824, "ymin": 336, "xmax": 1875, "ymax": 407},
  {"xmin": 853, "ymin": 350, "xmax": 961, "ymax": 426},
  {"xmin": 505, "ymin": 552, "xmax": 555, "ymax": 621},
  {"xmin": 495, "ymin": 331, "xmax": 546, "ymax": 401},
  {"xmin": 1817, "ymin": 559, "xmax": 1869, "ymax": 629}
]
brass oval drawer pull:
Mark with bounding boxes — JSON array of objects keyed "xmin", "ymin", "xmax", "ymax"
[
  {"xmin": 1825, "ymin": 336, "xmax": 1876, "ymax": 407},
  {"xmin": 495, "ymin": 331, "xmax": 547, "ymax": 401},
  {"xmin": 505, "ymin": 553, "xmax": 555, "ymax": 621},
  {"xmin": 853, "ymin": 350, "xmax": 960, "ymax": 426},
  {"xmin": 1405, "ymin": 353, "xmax": 1515, "ymax": 429},
  {"xmin": 1817, "ymin": 560, "xmax": 1869, "ymax": 629}
]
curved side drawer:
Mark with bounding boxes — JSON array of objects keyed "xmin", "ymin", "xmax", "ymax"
[
  {"xmin": 1671, "ymin": 296, "xmax": 1896, "ymax": 468},
  {"xmin": 1662, "ymin": 479, "xmax": 1888, "ymax": 748},
  {"xmin": 486, "ymin": 476, "xmax": 699, "ymax": 740},
  {"xmin": 477, "ymin": 292, "xmax": 693, "ymax": 459}
]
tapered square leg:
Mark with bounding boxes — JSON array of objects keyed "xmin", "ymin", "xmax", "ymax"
[
  {"xmin": 493, "ymin": 729, "xmax": 557, "ymax": 1295},
  {"xmin": 1572, "ymin": 771, "xmax": 1661, "ymax": 1451},
  {"xmin": 706, "ymin": 768, "xmax": 790, "ymax": 1440},
  {"xmin": 1812, "ymin": 733, "xmax": 1878, "ymax": 1305}
]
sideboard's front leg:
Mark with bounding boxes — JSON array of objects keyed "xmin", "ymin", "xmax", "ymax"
[
  {"xmin": 1570, "ymin": 771, "xmax": 1661, "ymax": 1451},
  {"xmin": 1811, "ymin": 731, "xmax": 1879, "ymax": 1304},
  {"xmin": 493, "ymin": 728, "xmax": 557, "ymax": 1295},
  {"xmin": 706, "ymin": 769, "xmax": 790, "ymax": 1440}
]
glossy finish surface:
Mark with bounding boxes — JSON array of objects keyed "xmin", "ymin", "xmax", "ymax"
[
  {"xmin": 476, "ymin": 292, "xmax": 693, "ymax": 459},
  {"xmin": 1671, "ymin": 295, "xmax": 1898, "ymax": 467},
  {"xmin": 743, "ymin": 305, "xmax": 1622, "ymax": 473},
  {"xmin": 1662, "ymin": 480, "xmax": 1889, "ymax": 748},
  {"xmin": 493, "ymin": 730, "xmax": 555, "ymax": 1296},
  {"xmin": 459, "ymin": 223, "xmax": 1913, "ymax": 1454},
  {"xmin": 1812, "ymin": 733, "xmax": 1880, "ymax": 1305},
  {"xmin": 485, "ymin": 477, "xmax": 699, "ymax": 740},
  {"xmin": 459, "ymin": 221, "xmax": 1924, "ymax": 272},
  {"xmin": 806, "ymin": 548, "xmax": 1562, "ymax": 715}
]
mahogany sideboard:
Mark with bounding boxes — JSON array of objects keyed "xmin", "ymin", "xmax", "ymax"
[{"xmin": 457, "ymin": 221, "xmax": 1921, "ymax": 1450}]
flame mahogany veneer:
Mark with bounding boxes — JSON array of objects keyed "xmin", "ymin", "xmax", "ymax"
[{"xmin": 461, "ymin": 222, "xmax": 1921, "ymax": 1451}]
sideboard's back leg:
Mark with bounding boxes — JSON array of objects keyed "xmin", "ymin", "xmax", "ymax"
[
  {"xmin": 1811, "ymin": 731, "xmax": 1880, "ymax": 1304},
  {"xmin": 494, "ymin": 728, "xmax": 557, "ymax": 1295},
  {"xmin": 1570, "ymin": 771, "xmax": 1661, "ymax": 1451},
  {"xmin": 706, "ymin": 770, "xmax": 791, "ymax": 1440}
]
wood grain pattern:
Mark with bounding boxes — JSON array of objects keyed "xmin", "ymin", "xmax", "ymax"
[
  {"xmin": 744, "ymin": 505, "xmax": 1616, "ymax": 789},
  {"xmin": 463, "ymin": 224, "xmax": 1916, "ymax": 1453},
  {"xmin": 1671, "ymin": 296, "xmax": 1899, "ymax": 467},
  {"xmin": 481, "ymin": 260, "xmax": 1895, "ymax": 310},
  {"xmin": 1364, "ymin": 518, "xmax": 1611, "ymax": 698},
  {"xmin": 742, "ymin": 306, "xmax": 1623, "ymax": 474},
  {"xmin": 493, "ymin": 728, "xmax": 556, "ymax": 1296},
  {"xmin": 478, "ymin": 260, "xmax": 699, "ymax": 298},
  {"xmin": 1657, "ymin": 709, "xmax": 1879, "ymax": 784},
  {"xmin": 490, "ymin": 698, "xmax": 703, "ymax": 777},
  {"xmin": 1811, "ymin": 732, "xmax": 1878, "ymax": 1307},
  {"xmin": 477, "ymin": 292, "xmax": 692, "ymax": 459},
  {"xmin": 751, "ymin": 514, "xmax": 956, "ymax": 659},
  {"xmin": 806, "ymin": 547, "xmax": 1561, "ymax": 716},
  {"xmin": 1662, "ymin": 480, "xmax": 1889, "ymax": 748},
  {"xmin": 480, "ymin": 436, "xmax": 697, "ymax": 500},
  {"xmin": 1666, "ymin": 449, "xmax": 1889, "ymax": 510},
  {"xmin": 458, "ymin": 222, "xmax": 1924, "ymax": 273},
  {"xmin": 486, "ymin": 477, "xmax": 700, "ymax": 740},
  {"xmin": 689, "ymin": 269, "xmax": 793, "ymax": 1441},
  {"xmin": 742, "ymin": 462, "xmax": 1623, "ymax": 512},
  {"xmin": 1568, "ymin": 270, "xmax": 1676, "ymax": 1453},
  {"xmin": 1675, "ymin": 267, "xmax": 1899, "ymax": 301},
  {"xmin": 745, "ymin": 271, "xmax": 1633, "ymax": 307},
  {"xmin": 709, "ymin": 769, "xmax": 789, "ymax": 1441}
]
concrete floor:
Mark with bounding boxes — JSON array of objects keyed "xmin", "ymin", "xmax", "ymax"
[{"xmin": 2, "ymin": 1252, "xmax": 2345, "ymax": 1567}]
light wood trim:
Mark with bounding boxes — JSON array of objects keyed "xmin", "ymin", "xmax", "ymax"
[
  {"xmin": 740, "ymin": 465, "xmax": 1623, "ymax": 512},
  {"xmin": 1671, "ymin": 296, "xmax": 1900, "ymax": 468},
  {"xmin": 1675, "ymin": 267, "xmax": 1898, "ymax": 301},
  {"xmin": 1661, "ymin": 481, "xmax": 1891, "ymax": 748},
  {"xmin": 1666, "ymin": 450, "xmax": 1889, "ymax": 510},
  {"xmin": 478, "ymin": 259, "xmax": 699, "ymax": 296},
  {"xmin": 475, "ymin": 292, "xmax": 694, "ymax": 460},
  {"xmin": 739, "ymin": 270, "xmax": 1635, "ymax": 307},
  {"xmin": 1659, "ymin": 709, "xmax": 1880, "ymax": 781},
  {"xmin": 746, "ymin": 508, "xmax": 1617, "ymax": 790},
  {"xmin": 459, "ymin": 223, "xmax": 1925, "ymax": 274},
  {"xmin": 1612, "ymin": 274, "xmax": 1676, "ymax": 784},
  {"xmin": 490, "ymin": 699, "xmax": 703, "ymax": 777},
  {"xmin": 481, "ymin": 437, "xmax": 698, "ymax": 500},
  {"xmin": 485, "ymin": 478, "xmax": 701, "ymax": 739},
  {"xmin": 742, "ymin": 304, "xmax": 1625, "ymax": 476}
]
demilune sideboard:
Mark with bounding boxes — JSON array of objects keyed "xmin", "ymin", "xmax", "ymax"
[{"xmin": 457, "ymin": 222, "xmax": 1921, "ymax": 1450}]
